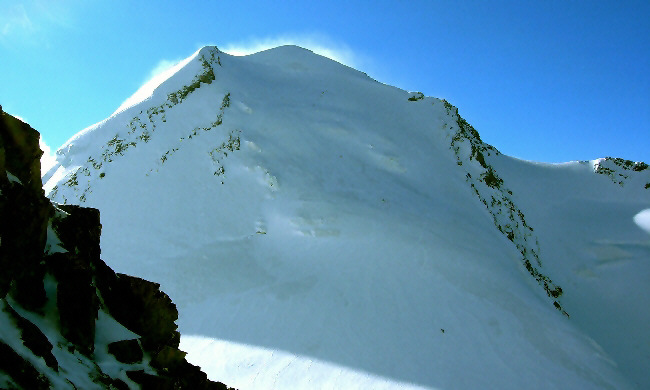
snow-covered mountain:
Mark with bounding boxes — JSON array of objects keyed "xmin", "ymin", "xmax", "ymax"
[{"xmin": 44, "ymin": 45, "xmax": 650, "ymax": 389}]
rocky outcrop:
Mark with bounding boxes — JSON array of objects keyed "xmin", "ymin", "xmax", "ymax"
[
  {"xmin": 592, "ymin": 157, "xmax": 649, "ymax": 188},
  {"xmin": 438, "ymin": 99, "xmax": 567, "ymax": 315},
  {"xmin": 0, "ymin": 107, "xmax": 234, "ymax": 389},
  {"xmin": 0, "ymin": 110, "xmax": 51, "ymax": 310}
]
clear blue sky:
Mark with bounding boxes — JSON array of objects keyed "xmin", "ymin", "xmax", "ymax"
[{"xmin": 1, "ymin": 0, "xmax": 648, "ymax": 163}]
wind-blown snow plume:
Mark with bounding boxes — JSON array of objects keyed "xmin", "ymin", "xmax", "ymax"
[
  {"xmin": 113, "ymin": 54, "xmax": 197, "ymax": 115},
  {"xmin": 222, "ymin": 34, "xmax": 360, "ymax": 68}
]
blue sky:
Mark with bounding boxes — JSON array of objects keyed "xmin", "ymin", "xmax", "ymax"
[{"xmin": 1, "ymin": 0, "xmax": 648, "ymax": 163}]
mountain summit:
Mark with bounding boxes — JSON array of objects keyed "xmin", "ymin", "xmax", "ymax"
[{"xmin": 44, "ymin": 45, "xmax": 650, "ymax": 389}]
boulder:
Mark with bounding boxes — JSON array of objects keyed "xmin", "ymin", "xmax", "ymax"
[{"xmin": 107, "ymin": 339, "xmax": 143, "ymax": 364}]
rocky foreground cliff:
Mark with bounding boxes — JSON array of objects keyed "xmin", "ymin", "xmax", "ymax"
[{"xmin": 0, "ymin": 108, "xmax": 233, "ymax": 389}]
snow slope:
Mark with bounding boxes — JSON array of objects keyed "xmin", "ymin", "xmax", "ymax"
[{"xmin": 44, "ymin": 45, "xmax": 650, "ymax": 389}]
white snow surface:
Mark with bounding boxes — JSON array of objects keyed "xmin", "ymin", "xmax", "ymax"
[
  {"xmin": 634, "ymin": 208, "xmax": 650, "ymax": 234},
  {"xmin": 44, "ymin": 45, "xmax": 650, "ymax": 389}
]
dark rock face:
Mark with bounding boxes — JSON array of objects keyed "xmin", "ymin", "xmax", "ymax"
[
  {"xmin": 0, "ymin": 341, "xmax": 50, "ymax": 389},
  {"xmin": 0, "ymin": 109, "xmax": 234, "ymax": 389},
  {"xmin": 48, "ymin": 204, "xmax": 102, "ymax": 355},
  {"xmin": 48, "ymin": 251, "xmax": 99, "ymax": 355},
  {"xmin": 107, "ymin": 339, "xmax": 143, "ymax": 364},
  {"xmin": 0, "ymin": 109, "xmax": 43, "ymax": 193},
  {"xmin": 101, "ymin": 271, "xmax": 181, "ymax": 351},
  {"xmin": 4, "ymin": 303, "xmax": 58, "ymax": 371},
  {"xmin": 0, "ymin": 112, "xmax": 51, "ymax": 310}
]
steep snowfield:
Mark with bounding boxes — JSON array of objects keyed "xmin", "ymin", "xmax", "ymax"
[
  {"xmin": 490, "ymin": 156, "xmax": 650, "ymax": 387},
  {"xmin": 44, "ymin": 46, "xmax": 649, "ymax": 389}
]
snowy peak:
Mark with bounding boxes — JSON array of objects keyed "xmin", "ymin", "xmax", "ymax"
[
  {"xmin": 243, "ymin": 44, "xmax": 366, "ymax": 78},
  {"xmin": 113, "ymin": 46, "xmax": 215, "ymax": 116},
  {"xmin": 43, "ymin": 45, "xmax": 649, "ymax": 389},
  {"xmin": 46, "ymin": 46, "xmax": 227, "ymax": 198}
]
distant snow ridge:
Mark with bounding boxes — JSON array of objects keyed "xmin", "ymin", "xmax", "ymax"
[{"xmin": 592, "ymin": 157, "xmax": 650, "ymax": 188}]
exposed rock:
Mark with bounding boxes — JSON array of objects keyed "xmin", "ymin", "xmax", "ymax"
[
  {"xmin": 151, "ymin": 345, "xmax": 188, "ymax": 371},
  {"xmin": 0, "ymin": 341, "xmax": 50, "ymax": 389},
  {"xmin": 103, "ymin": 273, "xmax": 180, "ymax": 351},
  {"xmin": 593, "ymin": 156, "xmax": 650, "ymax": 188},
  {"xmin": 107, "ymin": 339, "xmax": 143, "ymax": 364},
  {"xmin": 126, "ymin": 370, "xmax": 171, "ymax": 388},
  {"xmin": 127, "ymin": 364, "xmax": 229, "ymax": 390},
  {"xmin": 0, "ymin": 112, "xmax": 51, "ymax": 310},
  {"xmin": 3, "ymin": 303, "xmax": 58, "ymax": 371},
  {"xmin": 51, "ymin": 204, "xmax": 102, "ymax": 260},
  {"xmin": 0, "ymin": 110, "xmax": 43, "ymax": 193},
  {"xmin": 443, "ymin": 100, "xmax": 566, "ymax": 314},
  {"xmin": 47, "ymin": 252, "xmax": 99, "ymax": 356}
]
